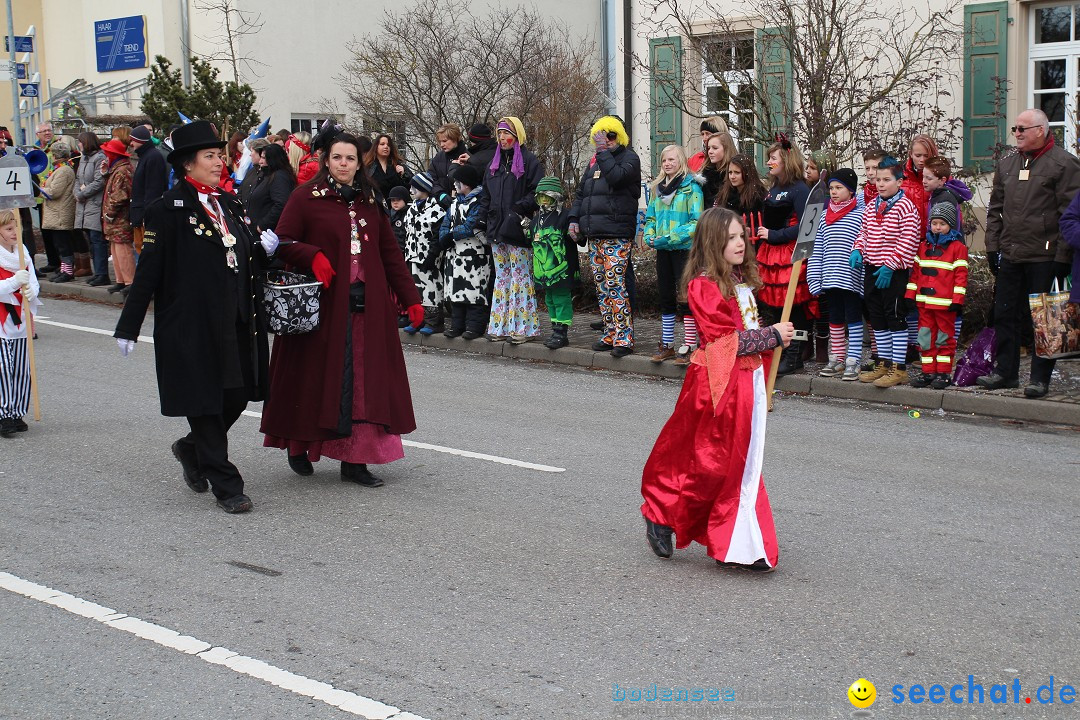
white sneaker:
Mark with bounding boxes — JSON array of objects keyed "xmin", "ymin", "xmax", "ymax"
[
  {"xmin": 841, "ymin": 358, "xmax": 860, "ymax": 381},
  {"xmin": 818, "ymin": 358, "xmax": 844, "ymax": 377}
]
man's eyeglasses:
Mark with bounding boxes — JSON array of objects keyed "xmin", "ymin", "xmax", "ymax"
[{"xmin": 1012, "ymin": 125, "xmax": 1039, "ymax": 134}]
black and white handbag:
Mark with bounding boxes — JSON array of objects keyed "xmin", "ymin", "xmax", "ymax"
[{"xmin": 261, "ymin": 270, "xmax": 322, "ymax": 335}]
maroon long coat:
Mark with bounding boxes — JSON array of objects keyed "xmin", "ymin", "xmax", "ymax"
[{"xmin": 260, "ymin": 182, "xmax": 421, "ymax": 441}]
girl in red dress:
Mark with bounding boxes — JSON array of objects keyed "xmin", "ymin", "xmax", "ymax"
[{"xmin": 640, "ymin": 208, "xmax": 794, "ymax": 571}]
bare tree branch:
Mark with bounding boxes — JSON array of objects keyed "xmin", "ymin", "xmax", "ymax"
[{"xmin": 194, "ymin": 0, "xmax": 265, "ymax": 85}]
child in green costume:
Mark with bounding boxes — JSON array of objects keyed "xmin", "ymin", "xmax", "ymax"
[{"xmin": 529, "ymin": 176, "xmax": 581, "ymax": 349}]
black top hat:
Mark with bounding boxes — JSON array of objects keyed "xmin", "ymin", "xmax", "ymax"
[{"xmin": 167, "ymin": 120, "xmax": 226, "ymax": 163}]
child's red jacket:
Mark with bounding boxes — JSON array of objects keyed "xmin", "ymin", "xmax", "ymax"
[{"xmin": 905, "ymin": 232, "xmax": 969, "ymax": 309}]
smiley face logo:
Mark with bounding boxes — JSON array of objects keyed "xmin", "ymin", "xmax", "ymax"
[{"xmin": 848, "ymin": 678, "xmax": 876, "ymax": 709}]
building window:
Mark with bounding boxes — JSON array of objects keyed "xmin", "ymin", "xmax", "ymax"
[
  {"xmin": 701, "ymin": 34, "xmax": 755, "ymax": 154},
  {"xmin": 1029, "ymin": 2, "xmax": 1080, "ymax": 150},
  {"xmin": 290, "ymin": 114, "xmax": 342, "ymax": 135}
]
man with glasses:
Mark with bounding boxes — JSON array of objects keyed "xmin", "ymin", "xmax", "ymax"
[{"xmin": 979, "ymin": 108, "xmax": 1080, "ymax": 398}]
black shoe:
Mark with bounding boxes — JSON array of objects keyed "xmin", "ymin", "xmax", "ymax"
[
  {"xmin": 645, "ymin": 518, "xmax": 674, "ymax": 558},
  {"xmin": 1023, "ymin": 381, "xmax": 1049, "ymax": 399},
  {"xmin": 398, "ymin": 315, "xmax": 410, "ymax": 328},
  {"xmin": 120, "ymin": 286, "xmax": 130, "ymax": 297},
  {"xmin": 40, "ymin": 264, "xmax": 58, "ymax": 274},
  {"xmin": 610, "ymin": 345, "xmax": 633, "ymax": 358},
  {"xmin": 461, "ymin": 329, "xmax": 481, "ymax": 340},
  {"xmin": 88, "ymin": 275, "xmax": 111, "ymax": 287},
  {"xmin": 591, "ymin": 339, "xmax": 613, "ymax": 352},
  {"xmin": 590, "ymin": 319, "xmax": 604, "ymax": 331},
  {"xmin": 0, "ymin": 418, "xmax": 16, "ymax": 438},
  {"xmin": 930, "ymin": 373, "xmax": 951, "ymax": 390},
  {"xmin": 107, "ymin": 283, "xmax": 127, "ymax": 294},
  {"xmin": 544, "ymin": 323, "xmax": 569, "ymax": 349},
  {"xmin": 910, "ymin": 372, "xmax": 933, "ymax": 388},
  {"xmin": 776, "ymin": 340, "xmax": 803, "ymax": 376},
  {"xmin": 171, "ymin": 440, "xmax": 208, "ymax": 493},
  {"xmin": 53, "ymin": 272, "xmax": 74, "ymax": 284},
  {"xmin": 444, "ymin": 327, "xmax": 464, "ymax": 338},
  {"xmin": 13, "ymin": 418, "xmax": 27, "ymax": 432},
  {"xmin": 217, "ymin": 494, "xmax": 253, "ymax": 513},
  {"xmin": 975, "ymin": 373, "xmax": 1019, "ymax": 390},
  {"xmin": 288, "ymin": 453, "xmax": 314, "ymax": 476},
  {"xmin": 341, "ymin": 461, "xmax": 384, "ymax": 487}
]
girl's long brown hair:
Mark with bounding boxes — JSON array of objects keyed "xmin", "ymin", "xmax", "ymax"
[
  {"xmin": 363, "ymin": 133, "xmax": 405, "ymax": 168},
  {"xmin": 680, "ymin": 207, "xmax": 761, "ymax": 300},
  {"xmin": 765, "ymin": 140, "xmax": 806, "ymax": 187},
  {"xmin": 715, "ymin": 154, "xmax": 767, "ymax": 211}
]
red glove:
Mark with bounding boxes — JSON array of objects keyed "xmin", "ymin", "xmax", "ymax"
[
  {"xmin": 407, "ymin": 304, "xmax": 425, "ymax": 329},
  {"xmin": 311, "ymin": 252, "xmax": 336, "ymax": 288}
]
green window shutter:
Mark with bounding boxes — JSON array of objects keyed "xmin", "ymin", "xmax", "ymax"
[
  {"xmin": 963, "ymin": 2, "xmax": 1009, "ymax": 172},
  {"xmin": 649, "ymin": 36, "xmax": 683, "ymax": 172},
  {"xmin": 755, "ymin": 27, "xmax": 792, "ymax": 168}
]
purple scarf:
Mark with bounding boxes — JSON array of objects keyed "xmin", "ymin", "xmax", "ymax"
[{"xmin": 490, "ymin": 121, "xmax": 525, "ymax": 179}]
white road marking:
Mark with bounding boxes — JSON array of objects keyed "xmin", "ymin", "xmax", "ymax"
[
  {"xmin": 35, "ymin": 316, "xmax": 566, "ymax": 473},
  {"xmin": 0, "ymin": 571, "xmax": 430, "ymax": 720}
]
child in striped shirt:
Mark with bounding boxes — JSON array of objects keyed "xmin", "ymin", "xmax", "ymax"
[
  {"xmin": 850, "ymin": 157, "xmax": 922, "ymax": 388},
  {"xmin": 807, "ymin": 168, "xmax": 865, "ymax": 381},
  {"xmin": 0, "ymin": 209, "xmax": 40, "ymax": 437}
]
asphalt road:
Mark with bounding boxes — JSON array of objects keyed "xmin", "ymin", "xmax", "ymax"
[{"xmin": 2, "ymin": 298, "xmax": 1079, "ymax": 720}]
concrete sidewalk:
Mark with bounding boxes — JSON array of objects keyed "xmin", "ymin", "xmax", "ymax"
[{"xmin": 37, "ymin": 275, "xmax": 1080, "ymax": 427}]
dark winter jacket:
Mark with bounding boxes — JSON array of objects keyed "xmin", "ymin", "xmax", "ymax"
[
  {"xmin": 368, "ymin": 160, "xmax": 413, "ymax": 203},
  {"xmin": 699, "ymin": 166, "xmax": 726, "ymax": 209},
  {"xmin": 478, "ymin": 145, "xmax": 543, "ymax": 241},
  {"xmin": 761, "ymin": 180, "xmax": 810, "ymax": 245},
  {"xmin": 466, "ymin": 139, "xmax": 498, "ymax": 184},
  {"xmin": 568, "ymin": 144, "xmax": 642, "ymax": 239},
  {"xmin": 114, "ymin": 181, "xmax": 270, "ymax": 417},
  {"xmin": 428, "ymin": 142, "xmax": 468, "ymax": 204},
  {"xmin": 129, "ymin": 140, "xmax": 169, "ymax": 227},
  {"xmin": 246, "ymin": 170, "xmax": 296, "ymax": 232},
  {"xmin": 928, "ymin": 180, "xmax": 973, "ymax": 233},
  {"xmin": 390, "ymin": 205, "xmax": 408, "ymax": 254},
  {"xmin": 986, "ymin": 140, "xmax": 1080, "ymax": 264},
  {"xmin": 238, "ymin": 166, "xmax": 263, "ymax": 206},
  {"xmin": 1055, "ymin": 191, "xmax": 1080, "ymax": 303}
]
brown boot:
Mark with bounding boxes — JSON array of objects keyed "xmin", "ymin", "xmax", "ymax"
[
  {"xmin": 74, "ymin": 252, "xmax": 93, "ymax": 278},
  {"xmin": 650, "ymin": 343, "xmax": 676, "ymax": 363},
  {"xmin": 859, "ymin": 360, "xmax": 890, "ymax": 383},
  {"xmin": 873, "ymin": 365, "xmax": 909, "ymax": 388}
]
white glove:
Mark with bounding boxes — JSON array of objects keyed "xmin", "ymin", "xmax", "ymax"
[
  {"xmin": 13, "ymin": 269, "xmax": 29, "ymax": 286},
  {"xmin": 117, "ymin": 339, "xmax": 135, "ymax": 357},
  {"xmin": 260, "ymin": 228, "xmax": 280, "ymax": 255}
]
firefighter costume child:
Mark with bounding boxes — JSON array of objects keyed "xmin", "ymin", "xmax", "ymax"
[{"xmin": 905, "ymin": 202, "xmax": 968, "ymax": 389}]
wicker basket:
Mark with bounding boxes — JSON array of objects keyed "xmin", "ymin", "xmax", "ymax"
[{"xmin": 262, "ymin": 270, "xmax": 322, "ymax": 335}]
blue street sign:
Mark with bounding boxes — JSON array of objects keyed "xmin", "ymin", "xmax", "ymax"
[
  {"xmin": 16, "ymin": 63, "xmax": 25, "ymax": 80},
  {"xmin": 19, "ymin": 83, "xmax": 38, "ymax": 98},
  {"xmin": 94, "ymin": 16, "xmax": 147, "ymax": 72},
  {"xmin": 4, "ymin": 36, "xmax": 33, "ymax": 53}
]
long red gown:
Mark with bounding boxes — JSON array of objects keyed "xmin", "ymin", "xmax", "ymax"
[{"xmin": 640, "ymin": 277, "xmax": 779, "ymax": 567}]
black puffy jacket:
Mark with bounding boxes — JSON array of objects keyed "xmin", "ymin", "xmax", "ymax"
[
  {"xmin": 569, "ymin": 144, "xmax": 641, "ymax": 239},
  {"xmin": 478, "ymin": 146, "xmax": 543, "ymax": 237},
  {"xmin": 428, "ymin": 142, "xmax": 468, "ymax": 203}
]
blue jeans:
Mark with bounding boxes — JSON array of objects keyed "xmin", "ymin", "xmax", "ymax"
[{"xmin": 85, "ymin": 229, "xmax": 109, "ymax": 278}]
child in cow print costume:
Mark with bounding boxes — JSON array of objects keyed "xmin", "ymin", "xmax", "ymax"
[
  {"xmin": 438, "ymin": 163, "xmax": 491, "ymax": 340},
  {"xmin": 403, "ymin": 172, "xmax": 447, "ymax": 334}
]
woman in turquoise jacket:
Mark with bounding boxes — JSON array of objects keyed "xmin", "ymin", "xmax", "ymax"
[{"xmin": 643, "ymin": 144, "xmax": 704, "ymax": 364}]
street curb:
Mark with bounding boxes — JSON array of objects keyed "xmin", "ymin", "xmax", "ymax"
[{"xmin": 40, "ymin": 279, "xmax": 1080, "ymax": 427}]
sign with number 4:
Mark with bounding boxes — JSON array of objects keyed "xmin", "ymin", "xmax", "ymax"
[{"xmin": 0, "ymin": 154, "xmax": 36, "ymax": 209}]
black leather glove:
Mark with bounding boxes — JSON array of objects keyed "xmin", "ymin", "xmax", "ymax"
[
  {"xmin": 986, "ymin": 251, "xmax": 1000, "ymax": 277},
  {"xmin": 948, "ymin": 303, "xmax": 963, "ymax": 315}
]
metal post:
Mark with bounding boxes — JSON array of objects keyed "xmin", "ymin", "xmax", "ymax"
[
  {"xmin": 5, "ymin": 0, "xmax": 20, "ymax": 144},
  {"xmin": 180, "ymin": 0, "xmax": 191, "ymax": 88},
  {"xmin": 26, "ymin": 25, "xmax": 38, "ymax": 132}
]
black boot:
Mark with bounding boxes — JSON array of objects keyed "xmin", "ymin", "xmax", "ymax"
[
  {"xmin": 544, "ymin": 323, "xmax": 569, "ymax": 349},
  {"xmin": 776, "ymin": 340, "xmax": 803, "ymax": 376},
  {"xmin": 288, "ymin": 453, "xmax": 314, "ymax": 476},
  {"xmin": 645, "ymin": 518, "xmax": 674, "ymax": 558},
  {"xmin": 341, "ymin": 461, "xmax": 384, "ymax": 487}
]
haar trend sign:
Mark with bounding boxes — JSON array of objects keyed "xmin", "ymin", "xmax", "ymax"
[{"xmin": 94, "ymin": 16, "xmax": 148, "ymax": 72}]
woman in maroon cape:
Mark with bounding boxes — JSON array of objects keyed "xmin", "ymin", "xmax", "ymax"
[
  {"xmin": 640, "ymin": 208, "xmax": 792, "ymax": 571},
  {"xmin": 260, "ymin": 132, "xmax": 424, "ymax": 487}
]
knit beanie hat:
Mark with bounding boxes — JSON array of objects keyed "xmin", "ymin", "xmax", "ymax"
[
  {"xmin": 130, "ymin": 125, "xmax": 153, "ymax": 144},
  {"xmin": 468, "ymin": 123, "xmax": 492, "ymax": 141},
  {"xmin": 410, "ymin": 172, "xmax": 434, "ymax": 194},
  {"xmin": 388, "ymin": 185, "xmax": 410, "ymax": 202},
  {"xmin": 454, "ymin": 163, "xmax": 481, "ymax": 190},
  {"xmin": 929, "ymin": 202, "xmax": 957, "ymax": 230},
  {"xmin": 829, "ymin": 168, "xmax": 858, "ymax": 194},
  {"xmin": 535, "ymin": 175, "xmax": 564, "ymax": 200}
]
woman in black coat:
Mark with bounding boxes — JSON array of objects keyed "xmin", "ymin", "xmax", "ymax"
[
  {"xmin": 114, "ymin": 120, "xmax": 272, "ymax": 514},
  {"xmin": 364, "ymin": 133, "xmax": 412, "ymax": 205},
  {"xmin": 246, "ymin": 143, "xmax": 296, "ymax": 232},
  {"xmin": 428, "ymin": 123, "xmax": 468, "ymax": 207}
]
